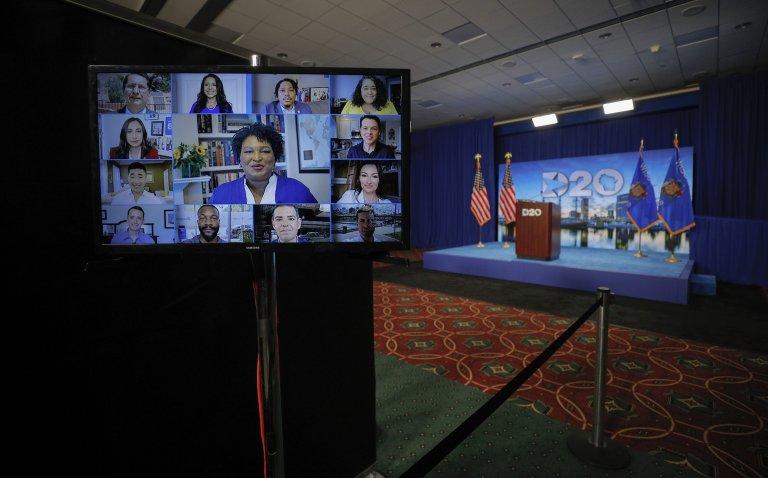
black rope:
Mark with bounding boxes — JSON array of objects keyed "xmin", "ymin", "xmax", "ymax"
[{"xmin": 400, "ymin": 299, "xmax": 602, "ymax": 478}]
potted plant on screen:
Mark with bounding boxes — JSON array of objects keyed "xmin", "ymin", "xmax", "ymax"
[{"xmin": 173, "ymin": 142, "xmax": 207, "ymax": 178}]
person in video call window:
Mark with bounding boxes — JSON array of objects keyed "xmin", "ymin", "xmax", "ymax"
[
  {"xmin": 188, "ymin": 73, "xmax": 233, "ymax": 113},
  {"xmin": 342, "ymin": 206, "xmax": 391, "ymax": 242},
  {"xmin": 340, "ymin": 76, "xmax": 399, "ymax": 115},
  {"xmin": 109, "ymin": 117, "xmax": 159, "ymax": 159},
  {"xmin": 263, "ymin": 78, "xmax": 312, "ymax": 114},
  {"xmin": 110, "ymin": 206, "xmax": 155, "ymax": 245},
  {"xmin": 338, "ymin": 162, "xmax": 392, "ymax": 204},
  {"xmin": 270, "ymin": 204, "xmax": 308, "ymax": 243},
  {"xmin": 110, "ymin": 162, "xmax": 163, "ymax": 205},
  {"xmin": 182, "ymin": 205, "xmax": 227, "ymax": 244},
  {"xmin": 346, "ymin": 115, "xmax": 395, "ymax": 159},
  {"xmin": 117, "ymin": 73, "xmax": 152, "ymax": 114},
  {"xmin": 208, "ymin": 123, "xmax": 318, "ymax": 205}
]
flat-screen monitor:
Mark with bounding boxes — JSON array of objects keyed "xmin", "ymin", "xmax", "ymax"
[{"xmin": 89, "ymin": 66, "xmax": 410, "ymax": 253}]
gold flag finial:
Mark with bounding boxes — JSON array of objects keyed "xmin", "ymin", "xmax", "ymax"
[
  {"xmin": 640, "ymin": 138, "xmax": 644, "ymax": 151},
  {"xmin": 504, "ymin": 152, "xmax": 512, "ymax": 164},
  {"xmin": 474, "ymin": 153, "xmax": 482, "ymax": 162}
]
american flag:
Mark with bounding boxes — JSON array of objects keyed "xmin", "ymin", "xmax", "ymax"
[
  {"xmin": 470, "ymin": 158, "xmax": 491, "ymax": 226},
  {"xmin": 499, "ymin": 157, "xmax": 517, "ymax": 224}
]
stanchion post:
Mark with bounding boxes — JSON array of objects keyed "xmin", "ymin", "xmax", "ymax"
[
  {"xmin": 567, "ymin": 287, "xmax": 630, "ymax": 470},
  {"xmin": 592, "ymin": 287, "xmax": 610, "ymax": 449},
  {"xmin": 258, "ymin": 252, "xmax": 285, "ymax": 478}
]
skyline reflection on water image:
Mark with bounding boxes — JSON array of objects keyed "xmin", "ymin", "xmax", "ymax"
[{"xmin": 498, "ymin": 223, "xmax": 690, "ymax": 254}]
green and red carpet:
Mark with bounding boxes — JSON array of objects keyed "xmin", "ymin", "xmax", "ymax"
[{"xmin": 373, "ymin": 281, "xmax": 768, "ymax": 478}]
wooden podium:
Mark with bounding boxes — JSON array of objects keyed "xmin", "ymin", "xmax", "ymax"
[{"xmin": 516, "ymin": 201, "xmax": 561, "ymax": 260}]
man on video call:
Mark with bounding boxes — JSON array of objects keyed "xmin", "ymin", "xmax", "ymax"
[
  {"xmin": 117, "ymin": 73, "xmax": 151, "ymax": 114},
  {"xmin": 346, "ymin": 115, "xmax": 395, "ymax": 159},
  {"xmin": 343, "ymin": 206, "xmax": 393, "ymax": 242},
  {"xmin": 271, "ymin": 204, "xmax": 308, "ymax": 243},
  {"xmin": 182, "ymin": 205, "xmax": 227, "ymax": 244}
]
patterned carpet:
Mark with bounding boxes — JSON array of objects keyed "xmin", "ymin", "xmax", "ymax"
[{"xmin": 373, "ymin": 281, "xmax": 768, "ymax": 478}]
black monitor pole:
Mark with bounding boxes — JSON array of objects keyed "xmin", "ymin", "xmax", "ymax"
[{"xmin": 250, "ymin": 251, "xmax": 285, "ymax": 478}]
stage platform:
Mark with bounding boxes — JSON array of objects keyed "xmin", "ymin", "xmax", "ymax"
[{"xmin": 423, "ymin": 242, "xmax": 694, "ymax": 304}]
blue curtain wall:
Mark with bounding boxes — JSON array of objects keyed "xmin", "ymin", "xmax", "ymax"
[
  {"xmin": 696, "ymin": 72, "xmax": 768, "ymax": 219},
  {"xmin": 411, "ymin": 118, "xmax": 495, "ymax": 249},
  {"xmin": 690, "ymin": 216, "xmax": 768, "ymax": 286}
]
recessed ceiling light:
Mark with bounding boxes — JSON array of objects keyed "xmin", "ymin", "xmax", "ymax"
[
  {"xmin": 735, "ymin": 22, "xmax": 752, "ymax": 30},
  {"xmin": 276, "ymin": 52, "xmax": 288, "ymax": 59},
  {"xmin": 628, "ymin": 77, "xmax": 639, "ymax": 83},
  {"xmin": 430, "ymin": 42, "xmax": 442, "ymax": 48},
  {"xmin": 502, "ymin": 60, "xmax": 517, "ymax": 68},
  {"xmin": 681, "ymin": 5, "xmax": 706, "ymax": 17},
  {"xmin": 650, "ymin": 44, "xmax": 661, "ymax": 53},
  {"xmin": 502, "ymin": 82, "xmax": 512, "ymax": 87},
  {"xmin": 571, "ymin": 53, "xmax": 584, "ymax": 60},
  {"xmin": 598, "ymin": 32, "xmax": 612, "ymax": 40},
  {"xmin": 300, "ymin": 60, "xmax": 316, "ymax": 67}
]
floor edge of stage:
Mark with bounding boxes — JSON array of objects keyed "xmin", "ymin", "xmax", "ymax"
[{"xmin": 423, "ymin": 242, "xmax": 693, "ymax": 304}]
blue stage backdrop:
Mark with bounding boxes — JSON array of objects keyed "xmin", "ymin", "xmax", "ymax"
[{"xmin": 498, "ymin": 148, "xmax": 694, "ymax": 254}]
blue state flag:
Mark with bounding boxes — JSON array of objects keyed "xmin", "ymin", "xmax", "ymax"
[
  {"xmin": 626, "ymin": 153, "xmax": 659, "ymax": 231},
  {"xmin": 658, "ymin": 147, "xmax": 695, "ymax": 235}
]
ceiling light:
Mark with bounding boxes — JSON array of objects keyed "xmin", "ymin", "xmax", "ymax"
[
  {"xmin": 571, "ymin": 53, "xmax": 584, "ymax": 60},
  {"xmin": 502, "ymin": 82, "xmax": 512, "ymax": 87},
  {"xmin": 300, "ymin": 60, "xmax": 316, "ymax": 67},
  {"xmin": 735, "ymin": 22, "xmax": 752, "ymax": 30},
  {"xmin": 532, "ymin": 114, "xmax": 558, "ymax": 127},
  {"xmin": 502, "ymin": 60, "xmax": 517, "ymax": 68},
  {"xmin": 251, "ymin": 55, "xmax": 261, "ymax": 67},
  {"xmin": 650, "ymin": 44, "xmax": 661, "ymax": 53},
  {"xmin": 430, "ymin": 42, "xmax": 442, "ymax": 48},
  {"xmin": 603, "ymin": 99, "xmax": 634, "ymax": 115},
  {"xmin": 681, "ymin": 5, "xmax": 706, "ymax": 17},
  {"xmin": 598, "ymin": 32, "xmax": 612, "ymax": 40},
  {"xmin": 628, "ymin": 77, "xmax": 639, "ymax": 83},
  {"xmin": 442, "ymin": 22, "xmax": 487, "ymax": 45},
  {"xmin": 276, "ymin": 52, "xmax": 288, "ymax": 59}
]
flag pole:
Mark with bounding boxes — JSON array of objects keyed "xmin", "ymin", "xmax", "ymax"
[
  {"xmin": 665, "ymin": 131, "xmax": 681, "ymax": 263},
  {"xmin": 633, "ymin": 139, "xmax": 648, "ymax": 258},
  {"xmin": 475, "ymin": 153, "xmax": 485, "ymax": 248},
  {"xmin": 502, "ymin": 152, "xmax": 512, "ymax": 249},
  {"xmin": 665, "ymin": 234, "xmax": 680, "ymax": 263}
]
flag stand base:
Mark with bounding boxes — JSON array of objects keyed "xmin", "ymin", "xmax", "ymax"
[
  {"xmin": 502, "ymin": 242, "xmax": 511, "ymax": 249},
  {"xmin": 633, "ymin": 250, "xmax": 647, "ymax": 258},
  {"xmin": 476, "ymin": 241, "xmax": 485, "ymax": 248},
  {"xmin": 664, "ymin": 252, "xmax": 679, "ymax": 263}
]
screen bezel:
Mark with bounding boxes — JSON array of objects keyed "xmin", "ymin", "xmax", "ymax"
[{"xmin": 89, "ymin": 65, "xmax": 410, "ymax": 254}]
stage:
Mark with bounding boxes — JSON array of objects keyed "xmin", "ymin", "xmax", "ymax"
[{"xmin": 423, "ymin": 242, "xmax": 694, "ymax": 304}]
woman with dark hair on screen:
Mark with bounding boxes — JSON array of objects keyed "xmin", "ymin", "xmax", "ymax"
[
  {"xmin": 109, "ymin": 117, "xmax": 159, "ymax": 159},
  {"xmin": 340, "ymin": 75, "xmax": 399, "ymax": 114},
  {"xmin": 209, "ymin": 122, "xmax": 317, "ymax": 205},
  {"xmin": 263, "ymin": 78, "xmax": 312, "ymax": 114},
  {"xmin": 188, "ymin": 74, "xmax": 233, "ymax": 113},
  {"xmin": 337, "ymin": 162, "xmax": 392, "ymax": 204}
]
